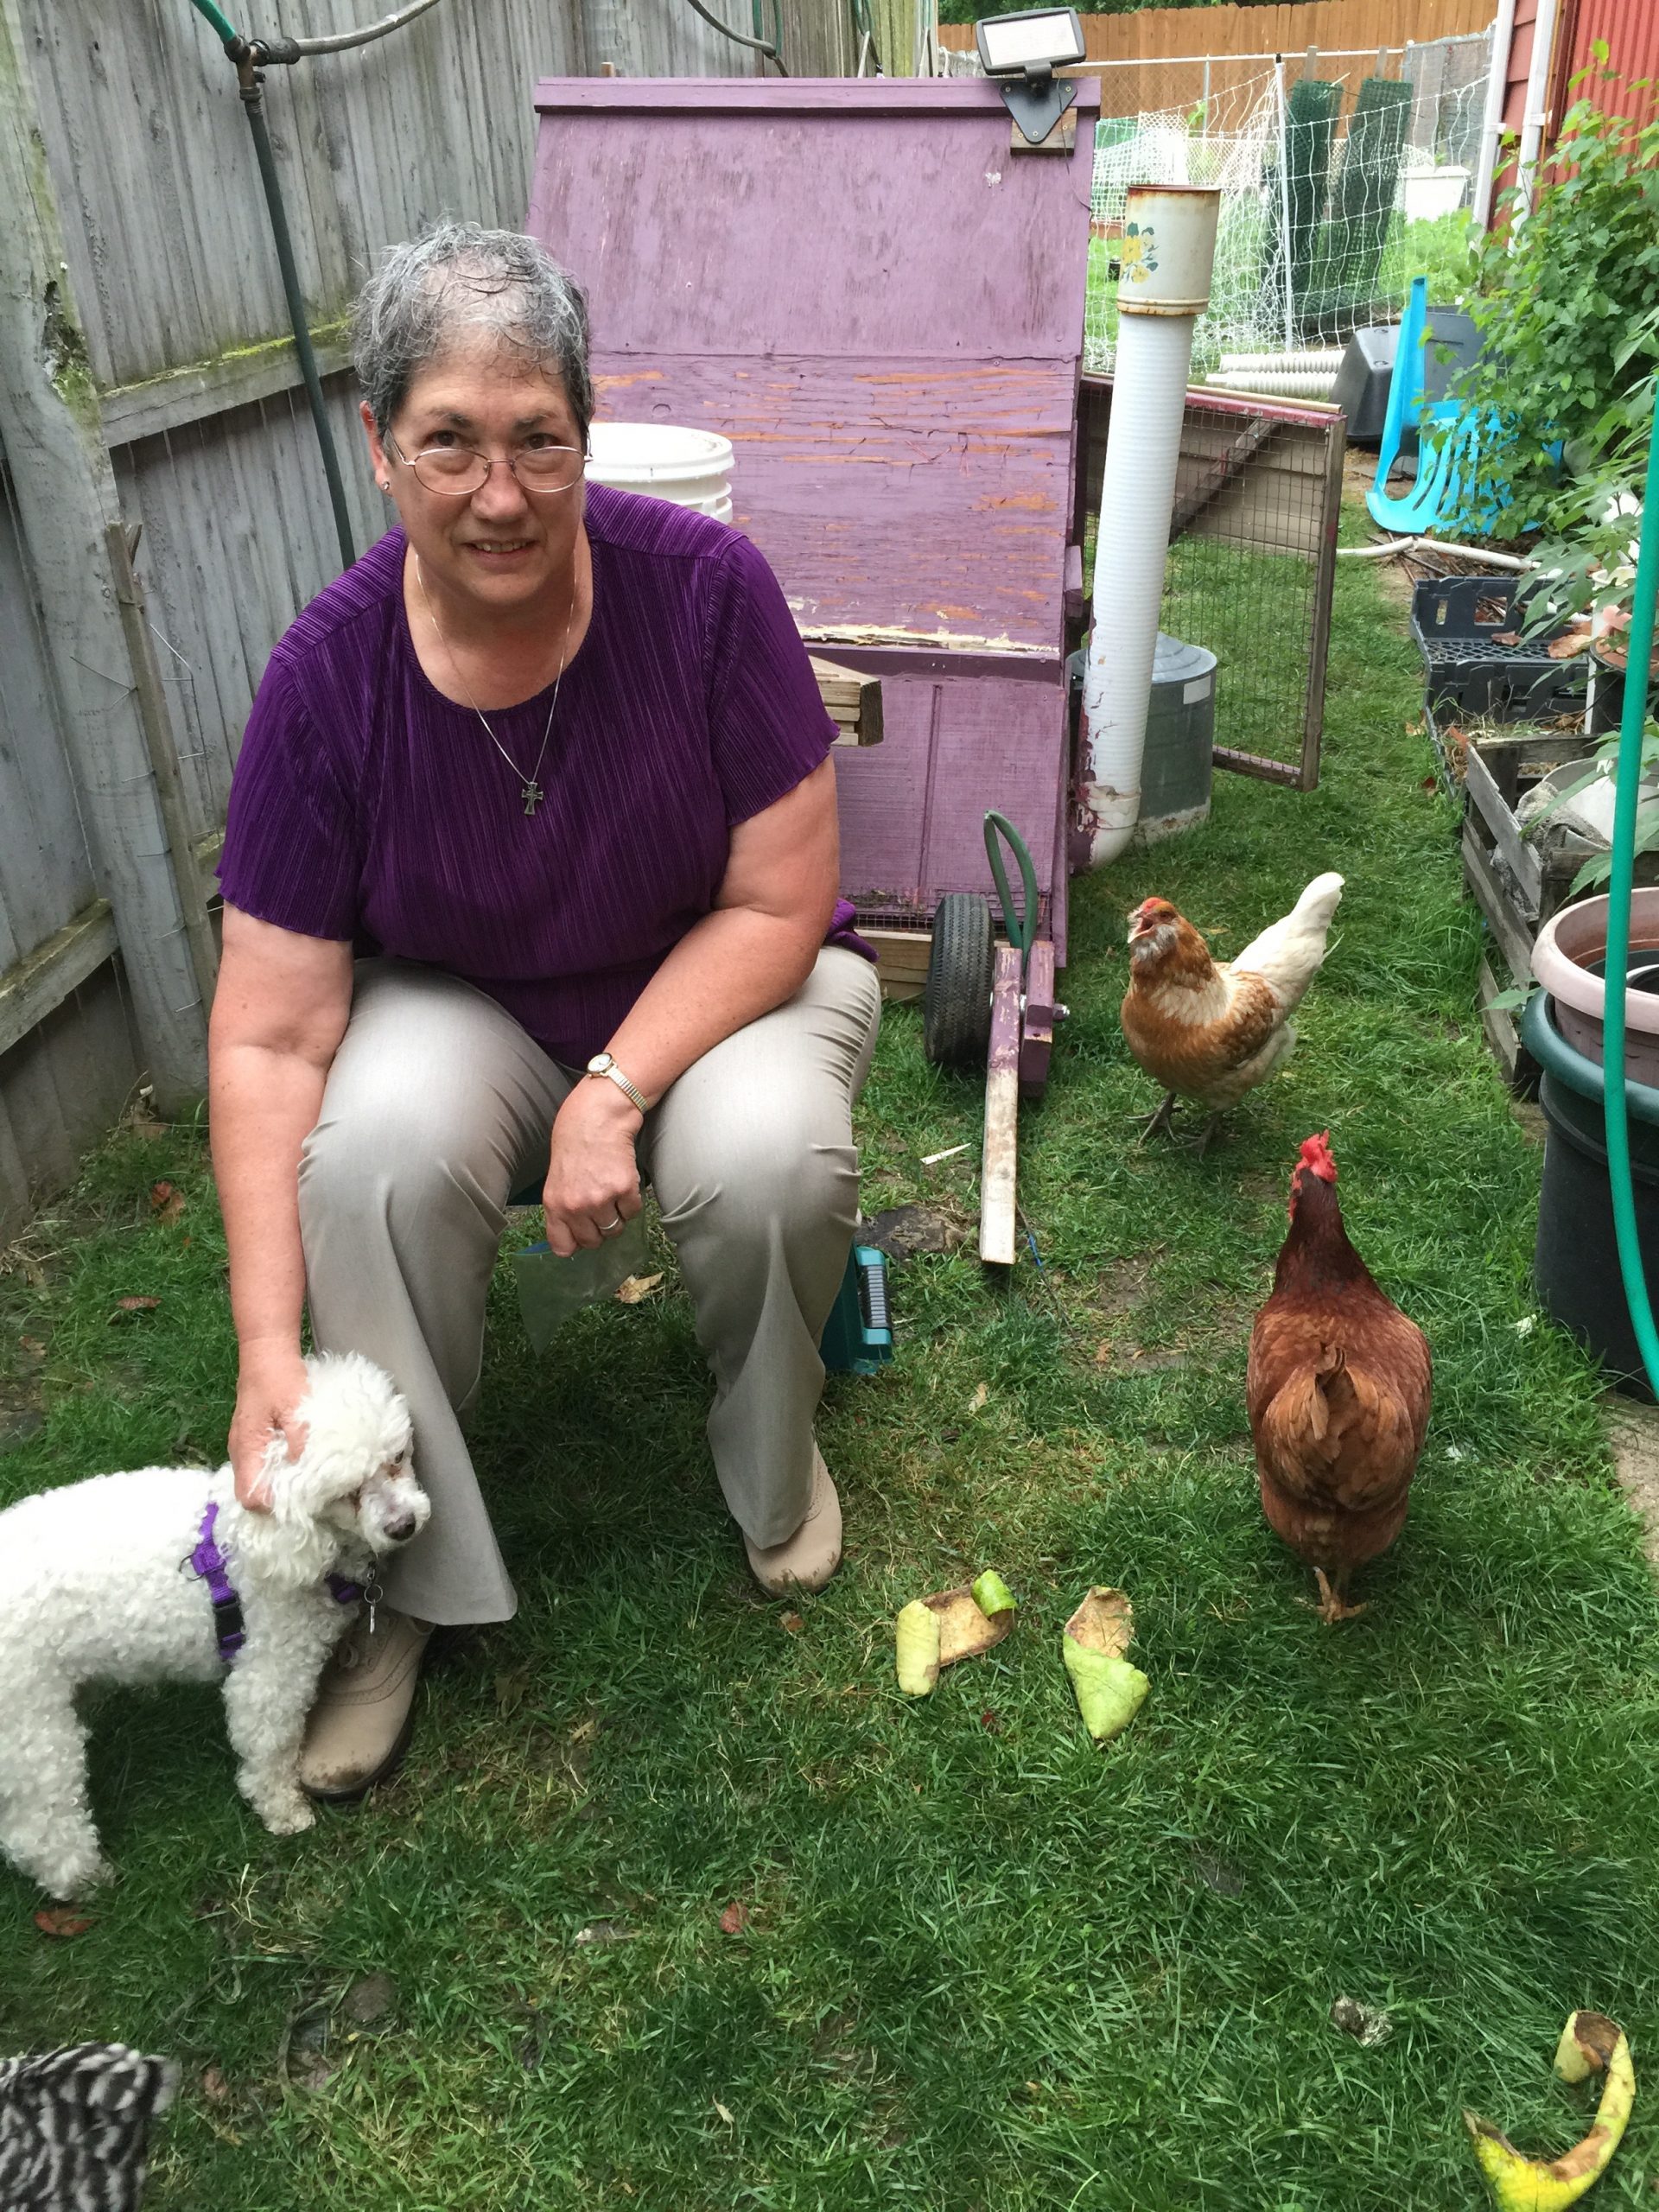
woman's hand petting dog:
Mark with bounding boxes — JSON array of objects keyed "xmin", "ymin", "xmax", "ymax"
[
  {"xmin": 542, "ymin": 1078, "xmax": 645, "ymax": 1255},
  {"xmin": 230, "ymin": 1338, "xmax": 313, "ymax": 1512}
]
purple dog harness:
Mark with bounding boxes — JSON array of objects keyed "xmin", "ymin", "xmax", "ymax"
[{"xmin": 184, "ymin": 1500, "xmax": 368, "ymax": 1663}]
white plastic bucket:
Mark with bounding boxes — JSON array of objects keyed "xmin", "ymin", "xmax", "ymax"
[
  {"xmin": 585, "ymin": 423, "xmax": 734, "ymax": 524},
  {"xmin": 1401, "ymin": 166, "xmax": 1470, "ymax": 221}
]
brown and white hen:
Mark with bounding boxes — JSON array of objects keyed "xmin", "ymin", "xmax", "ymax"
[{"xmin": 1120, "ymin": 871, "xmax": 1344, "ymax": 1151}]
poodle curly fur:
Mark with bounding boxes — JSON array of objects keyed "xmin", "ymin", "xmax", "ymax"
[{"xmin": 0, "ymin": 1353, "xmax": 428, "ymax": 1900}]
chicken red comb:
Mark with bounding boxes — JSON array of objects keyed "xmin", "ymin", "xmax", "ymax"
[{"xmin": 1297, "ymin": 1132, "xmax": 1338, "ymax": 1184}]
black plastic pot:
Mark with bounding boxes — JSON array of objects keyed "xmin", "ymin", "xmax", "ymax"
[
  {"xmin": 1586, "ymin": 642, "xmax": 1657, "ymax": 739},
  {"xmin": 1522, "ymin": 988, "xmax": 1659, "ymax": 1397}
]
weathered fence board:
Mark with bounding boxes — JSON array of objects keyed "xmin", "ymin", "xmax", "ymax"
[
  {"xmin": 113, "ymin": 378, "xmax": 384, "ymax": 841},
  {"xmin": 1, "ymin": 0, "xmax": 211, "ymax": 1117},
  {"xmin": 0, "ymin": 486, "xmax": 97, "ymax": 970},
  {"xmin": 23, "ymin": 0, "xmax": 589, "ymax": 391},
  {"xmin": 0, "ymin": 0, "xmax": 858, "ymax": 1242},
  {"xmin": 941, "ymin": 0, "xmax": 1495, "ymax": 117}
]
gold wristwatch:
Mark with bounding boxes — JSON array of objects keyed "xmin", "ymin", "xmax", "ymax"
[{"xmin": 586, "ymin": 1052, "xmax": 648, "ymax": 1114}]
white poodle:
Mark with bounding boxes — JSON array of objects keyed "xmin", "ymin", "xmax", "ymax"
[{"xmin": 0, "ymin": 1352, "xmax": 429, "ymax": 1899}]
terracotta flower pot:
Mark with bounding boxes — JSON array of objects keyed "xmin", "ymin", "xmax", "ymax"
[{"xmin": 1530, "ymin": 888, "xmax": 1659, "ymax": 1088}]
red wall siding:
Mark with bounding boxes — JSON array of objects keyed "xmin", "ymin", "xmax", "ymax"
[
  {"xmin": 1495, "ymin": 0, "xmax": 1655, "ymax": 206},
  {"xmin": 1554, "ymin": 0, "xmax": 1659, "ymax": 134},
  {"xmin": 1494, "ymin": 0, "xmax": 1541, "ymax": 203}
]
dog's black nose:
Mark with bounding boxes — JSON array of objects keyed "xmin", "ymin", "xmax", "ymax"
[{"xmin": 383, "ymin": 1512, "xmax": 418, "ymax": 1544}]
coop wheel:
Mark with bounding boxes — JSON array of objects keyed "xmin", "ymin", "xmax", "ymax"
[{"xmin": 924, "ymin": 894, "xmax": 995, "ymax": 1068}]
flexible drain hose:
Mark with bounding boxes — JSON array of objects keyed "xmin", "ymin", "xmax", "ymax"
[{"xmin": 1600, "ymin": 403, "xmax": 1659, "ymax": 1395}]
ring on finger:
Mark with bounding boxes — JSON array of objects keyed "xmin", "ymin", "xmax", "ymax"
[{"xmin": 601, "ymin": 1216, "xmax": 625, "ymax": 1235}]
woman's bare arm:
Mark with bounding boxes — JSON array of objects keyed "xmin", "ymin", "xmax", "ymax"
[
  {"xmin": 540, "ymin": 756, "xmax": 841, "ymax": 1253},
  {"xmin": 209, "ymin": 905, "xmax": 353, "ymax": 1502}
]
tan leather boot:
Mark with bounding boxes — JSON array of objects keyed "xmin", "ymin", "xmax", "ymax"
[
  {"xmin": 744, "ymin": 1451, "xmax": 842, "ymax": 1597},
  {"xmin": 298, "ymin": 1607, "xmax": 432, "ymax": 1802}
]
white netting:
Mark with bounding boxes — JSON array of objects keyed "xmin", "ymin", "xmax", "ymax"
[{"xmin": 1084, "ymin": 31, "xmax": 1492, "ymax": 378}]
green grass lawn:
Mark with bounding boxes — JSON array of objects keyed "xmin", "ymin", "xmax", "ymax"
[{"xmin": 3, "ymin": 507, "xmax": 1658, "ymax": 2209}]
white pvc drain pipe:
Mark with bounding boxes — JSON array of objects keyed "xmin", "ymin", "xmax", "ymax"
[
  {"xmin": 1204, "ymin": 368, "xmax": 1338, "ymax": 399},
  {"xmin": 1082, "ymin": 185, "xmax": 1221, "ymax": 868}
]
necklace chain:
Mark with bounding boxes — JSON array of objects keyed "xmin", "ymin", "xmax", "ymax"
[{"xmin": 414, "ymin": 556, "xmax": 575, "ymax": 818}]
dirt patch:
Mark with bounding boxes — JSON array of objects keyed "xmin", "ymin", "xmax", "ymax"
[
  {"xmin": 1094, "ymin": 1343, "xmax": 1192, "ymax": 1376},
  {"xmin": 864, "ymin": 1204, "xmax": 972, "ymax": 1259},
  {"xmin": 1601, "ymin": 1392, "xmax": 1659, "ymax": 1572},
  {"xmin": 1088, "ymin": 1255, "xmax": 1156, "ymax": 1320}
]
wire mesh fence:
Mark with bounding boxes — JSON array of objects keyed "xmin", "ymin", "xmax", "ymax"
[
  {"xmin": 1084, "ymin": 30, "xmax": 1491, "ymax": 378},
  {"xmin": 1081, "ymin": 380, "xmax": 1345, "ymax": 790}
]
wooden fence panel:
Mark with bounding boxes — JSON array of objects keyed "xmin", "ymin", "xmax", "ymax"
[
  {"xmin": 113, "ymin": 378, "xmax": 384, "ymax": 844},
  {"xmin": 0, "ymin": 474, "xmax": 142, "ymax": 1236},
  {"xmin": 782, "ymin": 1, "xmax": 859, "ymax": 75},
  {"xmin": 942, "ymin": 0, "xmax": 1496, "ymax": 117},
  {"xmin": 0, "ymin": 480, "xmax": 96, "ymax": 969},
  {"xmin": 22, "ymin": 0, "xmax": 588, "ymax": 392}
]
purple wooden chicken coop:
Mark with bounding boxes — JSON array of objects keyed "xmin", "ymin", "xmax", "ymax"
[{"xmin": 526, "ymin": 74, "xmax": 1099, "ymax": 964}]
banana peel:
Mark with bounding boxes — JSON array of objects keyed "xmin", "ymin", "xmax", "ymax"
[
  {"xmin": 894, "ymin": 1574, "xmax": 1017, "ymax": 1696},
  {"xmin": 1063, "ymin": 1586, "xmax": 1149, "ymax": 1743},
  {"xmin": 972, "ymin": 1570, "xmax": 1017, "ymax": 1619},
  {"xmin": 894, "ymin": 1601, "xmax": 941, "ymax": 1694},
  {"xmin": 1465, "ymin": 2011, "xmax": 1634, "ymax": 2211}
]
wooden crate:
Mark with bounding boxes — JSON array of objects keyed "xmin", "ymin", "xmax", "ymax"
[
  {"xmin": 810, "ymin": 657, "xmax": 883, "ymax": 748},
  {"xmin": 862, "ymin": 928, "xmax": 931, "ymax": 1003},
  {"xmin": 1461, "ymin": 728, "xmax": 1659, "ymax": 1090}
]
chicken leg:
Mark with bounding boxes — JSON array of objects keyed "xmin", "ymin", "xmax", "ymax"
[
  {"xmin": 1310, "ymin": 1568, "xmax": 1368, "ymax": 1625},
  {"xmin": 1135, "ymin": 1091, "xmax": 1179, "ymax": 1143}
]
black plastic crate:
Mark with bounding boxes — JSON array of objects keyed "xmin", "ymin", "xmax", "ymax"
[{"xmin": 1411, "ymin": 574, "xmax": 1588, "ymax": 723}]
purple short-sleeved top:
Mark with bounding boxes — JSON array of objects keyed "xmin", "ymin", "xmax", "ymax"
[{"xmin": 218, "ymin": 481, "xmax": 873, "ymax": 1068}]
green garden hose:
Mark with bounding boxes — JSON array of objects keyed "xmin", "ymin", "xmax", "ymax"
[
  {"xmin": 188, "ymin": 0, "xmax": 238, "ymax": 41},
  {"xmin": 1599, "ymin": 397, "xmax": 1659, "ymax": 1395},
  {"xmin": 983, "ymin": 810, "xmax": 1039, "ymax": 973}
]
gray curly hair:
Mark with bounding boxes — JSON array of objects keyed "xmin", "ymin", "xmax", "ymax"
[{"xmin": 351, "ymin": 222, "xmax": 594, "ymax": 444}]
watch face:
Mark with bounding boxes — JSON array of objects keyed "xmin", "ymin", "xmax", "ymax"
[{"xmin": 588, "ymin": 1054, "xmax": 610, "ymax": 1075}]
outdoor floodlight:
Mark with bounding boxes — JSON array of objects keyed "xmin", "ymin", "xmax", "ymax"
[{"xmin": 974, "ymin": 7, "xmax": 1085, "ymax": 147}]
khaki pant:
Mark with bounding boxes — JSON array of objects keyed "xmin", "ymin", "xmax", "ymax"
[{"xmin": 296, "ymin": 949, "xmax": 881, "ymax": 1625}]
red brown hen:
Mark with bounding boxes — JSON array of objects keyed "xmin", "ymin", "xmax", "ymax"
[{"xmin": 1247, "ymin": 1133, "xmax": 1432, "ymax": 1623}]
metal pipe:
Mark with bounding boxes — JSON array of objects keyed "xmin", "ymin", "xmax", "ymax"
[
  {"xmin": 187, "ymin": 2, "xmax": 458, "ymax": 575},
  {"xmin": 1471, "ymin": 0, "xmax": 1517, "ymax": 226},
  {"xmin": 1513, "ymin": 0, "xmax": 1561, "ymax": 220},
  {"xmin": 1274, "ymin": 58, "xmax": 1295, "ymax": 357},
  {"xmin": 235, "ymin": 53, "xmax": 356, "ymax": 572},
  {"xmin": 283, "ymin": 0, "xmax": 442, "ymax": 55}
]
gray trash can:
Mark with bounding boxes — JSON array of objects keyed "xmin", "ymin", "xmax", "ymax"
[{"xmin": 1138, "ymin": 632, "xmax": 1217, "ymax": 844}]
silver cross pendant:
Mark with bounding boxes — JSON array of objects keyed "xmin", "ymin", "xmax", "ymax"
[{"xmin": 521, "ymin": 779, "xmax": 544, "ymax": 817}]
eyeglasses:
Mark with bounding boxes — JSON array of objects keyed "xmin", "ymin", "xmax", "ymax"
[{"xmin": 385, "ymin": 431, "xmax": 587, "ymax": 496}]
